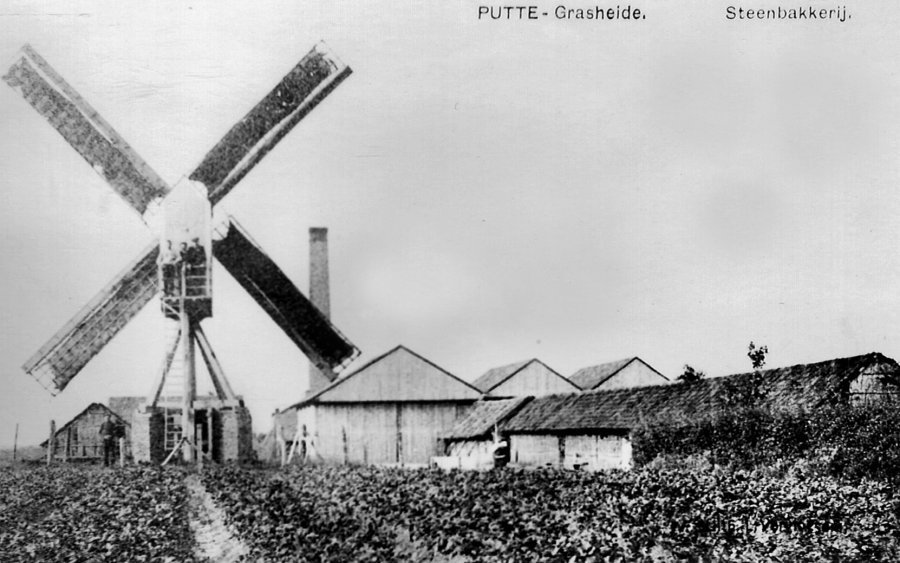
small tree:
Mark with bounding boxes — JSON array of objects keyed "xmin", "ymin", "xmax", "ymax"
[
  {"xmin": 748, "ymin": 341, "xmax": 768, "ymax": 371},
  {"xmin": 678, "ymin": 364, "xmax": 706, "ymax": 383},
  {"xmin": 725, "ymin": 342, "xmax": 771, "ymax": 408}
]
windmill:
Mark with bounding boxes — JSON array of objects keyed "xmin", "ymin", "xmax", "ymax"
[{"xmin": 4, "ymin": 43, "xmax": 360, "ymax": 463}]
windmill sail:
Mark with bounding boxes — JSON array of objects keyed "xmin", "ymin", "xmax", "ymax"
[
  {"xmin": 190, "ymin": 43, "xmax": 352, "ymax": 205},
  {"xmin": 22, "ymin": 243, "xmax": 160, "ymax": 394},
  {"xmin": 213, "ymin": 219, "xmax": 359, "ymax": 374},
  {"xmin": 2, "ymin": 45, "xmax": 170, "ymax": 214}
]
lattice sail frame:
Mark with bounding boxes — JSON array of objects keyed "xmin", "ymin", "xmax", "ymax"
[
  {"xmin": 7, "ymin": 42, "xmax": 359, "ymax": 395},
  {"xmin": 22, "ymin": 244, "xmax": 160, "ymax": 395}
]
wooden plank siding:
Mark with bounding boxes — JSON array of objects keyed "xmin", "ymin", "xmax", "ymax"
[
  {"xmin": 596, "ymin": 360, "xmax": 669, "ymax": 391},
  {"xmin": 281, "ymin": 346, "xmax": 483, "ymax": 466},
  {"xmin": 562, "ymin": 434, "xmax": 632, "ymax": 470},
  {"xmin": 43, "ymin": 403, "xmax": 129, "ymax": 460},
  {"xmin": 488, "ymin": 361, "xmax": 580, "ymax": 397},
  {"xmin": 510, "ymin": 432, "xmax": 631, "ymax": 471},
  {"xmin": 400, "ymin": 403, "xmax": 471, "ymax": 464},
  {"xmin": 849, "ymin": 366, "xmax": 900, "ymax": 405},
  {"xmin": 570, "ymin": 357, "xmax": 669, "ymax": 392},
  {"xmin": 312, "ymin": 402, "xmax": 471, "ymax": 465},
  {"xmin": 510, "ymin": 435, "xmax": 559, "ymax": 467},
  {"xmin": 313, "ymin": 346, "xmax": 482, "ymax": 403}
]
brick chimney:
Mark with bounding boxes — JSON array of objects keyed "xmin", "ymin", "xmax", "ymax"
[{"xmin": 308, "ymin": 227, "xmax": 332, "ymax": 395}]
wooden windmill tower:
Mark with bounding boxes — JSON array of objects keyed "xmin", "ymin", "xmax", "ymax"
[{"xmin": 4, "ymin": 43, "xmax": 360, "ymax": 463}]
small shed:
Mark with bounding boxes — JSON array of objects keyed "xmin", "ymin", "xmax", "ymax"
[
  {"xmin": 474, "ymin": 358, "xmax": 579, "ymax": 397},
  {"xmin": 504, "ymin": 392, "xmax": 633, "ymax": 471},
  {"xmin": 41, "ymin": 403, "xmax": 129, "ymax": 462},
  {"xmin": 435, "ymin": 397, "xmax": 533, "ymax": 469},
  {"xmin": 505, "ymin": 352, "xmax": 900, "ymax": 471},
  {"xmin": 283, "ymin": 345, "xmax": 483, "ymax": 466},
  {"xmin": 570, "ymin": 356, "xmax": 668, "ymax": 392}
]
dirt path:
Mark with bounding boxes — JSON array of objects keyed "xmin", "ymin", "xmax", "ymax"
[{"xmin": 185, "ymin": 473, "xmax": 251, "ymax": 562}]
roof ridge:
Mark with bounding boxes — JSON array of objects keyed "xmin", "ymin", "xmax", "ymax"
[
  {"xmin": 504, "ymin": 352, "xmax": 899, "ymax": 433},
  {"xmin": 41, "ymin": 402, "xmax": 129, "ymax": 447},
  {"xmin": 286, "ymin": 344, "xmax": 480, "ymax": 409},
  {"xmin": 722, "ymin": 351, "xmax": 892, "ymax": 380},
  {"xmin": 473, "ymin": 358, "xmax": 533, "ymax": 393},
  {"xmin": 570, "ymin": 357, "xmax": 637, "ymax": 390}
]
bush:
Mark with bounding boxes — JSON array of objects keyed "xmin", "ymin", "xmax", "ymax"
[{"xmin": 632, "ymin": 402, "xmax": 900, "ymax": 482}]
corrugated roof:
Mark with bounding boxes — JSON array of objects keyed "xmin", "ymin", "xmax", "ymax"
[
  {"xmin": 442, "ymin": 397, "xmax": 533, "ymax": 440},
  {"xmin": 507, "ymin": 352, "xmax": 899, "ymax": 433},
  {"xmin": 569, "ymin": 357, "xmax": 636, "ymax": 390},
  {"xmin": 472, "ymin": 359, "xmax": 533, "ymax": 393}
]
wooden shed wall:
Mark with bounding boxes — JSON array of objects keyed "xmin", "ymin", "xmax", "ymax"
[
  {"xmin": 51, "ymin": 405, "xmax": 129, "ymax": 459},
  {"xmin": 490, "ymin": 362, "xmax": 579, "ymax": 397},
  {"xmin": 563, "ymin": 434, "xmax": 631, "ymax": 470},
  {"xmin": 850, "ymin": 368, "xmax": 900, "ymax": 405},
  {"xmin": 511, "ymin": 434, "xmax": 560, "ymax": 467},
  {"xmin": 510, "ymin": 432, "xmax": 631, "ymax": 471},
  {"xmin": 442, "ymin": 439, "xmax": 497, "ymax": 470},
  {"xmin": 595, "ymin": 360, "xmax": 667, "ymax": 391},
  {"xmin": 313, "ymin": 402, "xmax": 471, "ymax": 465}
]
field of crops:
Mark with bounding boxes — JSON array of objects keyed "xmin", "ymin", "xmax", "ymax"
[
  {"xmin": 1, "ymin": 462, "xmax": 898, "ymax": 562},
  {"xmin": 202, "ymin": 463, "xmax": 900, "ymax": 562},
  {"xmin": 0, "ymin": 465, "xmax": 195, "ymax": 562}
]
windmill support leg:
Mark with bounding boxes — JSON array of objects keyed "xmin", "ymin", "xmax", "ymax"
[
  {"xmin": 207, "ymin": 409, "xmax": 215, "ymax": 462},
  {"xmin": 181, "ymin": 314, "xmax": 196, "ymax": 462}
]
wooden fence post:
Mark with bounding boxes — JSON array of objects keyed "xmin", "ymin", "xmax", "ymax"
[
  {"xmin": 12, "ymin": 423, "xmax": 18, "ymax": 463},
  {"xmin": 62, "ymin": 427, "xmax": 71, "ymax": 462},
  {"xmin": 207, "ymin": 411, "xmax": 214, "ymax": 463},
  {"xmin": 119, "ymin": 437, "xmax": 125, "ymax": 467},
  {"xmin": 46, "ymin": 420, "xmax": 56, "ymax": 465},
  {"xmin": 197, "ymin": 427, "xmax": 203, "ymax": 469}
]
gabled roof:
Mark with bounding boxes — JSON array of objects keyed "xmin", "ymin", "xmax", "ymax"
[
  {"xmin": 41, "ymin": 402, "xmax": 128, "ymax": 447},
  {"xmin": 442, "ymin": 397, "xmax": 533, "ymax": 440},
  {"xmin": 473, "ymin": 358, "xmax": 577, "ymax": 394},
  {"xmin": 507, "ymin": 352, "xmax": 899, "ymax": 433},
  {"xmin": 473, "ymin": 359, "xmax": 532, "ymax": 393},
  {"xmin": 288, "ymin": 345, "xmax": 482, "ymax": 408},
  {"xmin": 569, "ymin": 357, "xmax": 668, "ymax": 390}
]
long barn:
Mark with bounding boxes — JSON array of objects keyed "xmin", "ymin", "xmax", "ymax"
[{"xmin": 503, "ymin": 352, "xmax": 900, "ymax": 471}]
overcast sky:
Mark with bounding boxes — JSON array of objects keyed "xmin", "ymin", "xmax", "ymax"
[{"xmin": 1, "ymin": 1, "xmax": 899, "ymax": 448}]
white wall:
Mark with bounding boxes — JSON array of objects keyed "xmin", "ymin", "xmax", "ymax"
[
  {"xmin": 563, "ymin": 434, "xmax": 631, "ymax": 471},
  {"xmin": 439, "ymin": 439, "xmax": 495, "ymax": 470},
  {"xmin": 313, "ymin": 402, "xmax": 470, "ymax": 465},
  {"xmin": 510, "ymin": 434, "xmax": 559, "ymax": 467},
  {"xmin": 490, "ymin": 361, "xmax": 579, "ymax": 397},
  {"xmin": 596, "ymin": 360, "xmax": 667, "ymax": 391},
  {"xmin": 510, "ymin": 432, "xmax": 632, "ymax": 471}
]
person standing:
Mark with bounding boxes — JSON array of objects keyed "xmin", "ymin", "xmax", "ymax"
[
  {"xmin": 490, "ymin": 425, "xmax": 509, "ymax": 468},
  {"xmin": 99, "ymin": 415, "xmax": 116, "ymax": 467},
  {"xmin": 158, "ymin": 240, "xmax": 179, "ymax": 295},
  {"xmin": 183, "ymin": 238, "xmax": 207, "ymax": 296}
]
